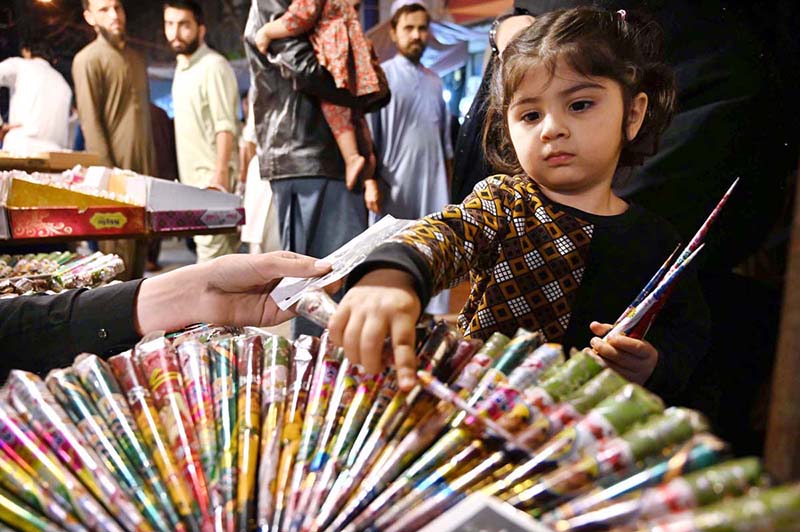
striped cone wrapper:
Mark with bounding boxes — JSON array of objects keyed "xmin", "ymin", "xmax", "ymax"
[
  {"xmin": 176, "ymin": 340, "xmax": 218, "ymax": 493},
  {"xmin": 269, "ymin": 334, "xmax": 317, "ymax": 532},
  {"xmin": 235, "ymin": 334, "xmax": 264, "ymax": 532},
  {"xmin": 207, "ymin": 334, "xmax": 238, "ymax": 532},
  {"xmin": 0, "ymin": 431, "xmax": 84, "ymax": 531},
  {"xmin": 45, "ymin": 368, "xmax": 173, "ymax": 532},
  {"xmin": 0, "ymin": 402, "xmax": 122, "ymax": 531},
  {"xmin": 301, "ymin": 370, "xmax": 386, "ymax": 532},
  {"xmin": 255, "ymin": 334, "xmax": 293, "ymax": 531},
  {"xmin": 4, "ymin": 371, "xmax": 150, "ymax": 531},
  {"xmin": 108, "ymin": 350, "xmax": 205, "ymax": 531},
  {"xmin": 543, "ymin": 435, "xmax": 726, "ymax": 525},
  {"xmin": 135, "ymin": 337, "xmax": 213, "ymax": 528},
  {"xmin": 0, "ymin": 486, "xmax": 65, "ymax": 532}
]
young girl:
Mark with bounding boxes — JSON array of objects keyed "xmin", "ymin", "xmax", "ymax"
[
  {"xmin": 255, "ymin": 0, "xmax": 383, "ymax": 191},
  {"xmin": 328, "ymin": 7, "xmax": 709, "ymax": 403}
]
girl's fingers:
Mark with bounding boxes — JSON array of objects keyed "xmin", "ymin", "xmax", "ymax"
[
  {"xmin": 327, "ymin": 303, "xmax": 350, "ymax": 347},
  {"xmin": 360, "ymin": 314, "xmax": 390, "ymax": 375},
  {"xmin": 590, "ymin": 337, "xmax": 637, "ymax": 372},
  {"xmin": 342, "ymin": 309, "xmax": 365, "ymax": 368},
  {"xmin": 589, "ymin": 321, "xmax": 613, "ymax": 335},
  {"xmin": 391, "ymin": 313, "xmax": 419, "ymax": 391},
  {"xmin": 606, "ymin": 335, "xmax": 653, "ymax": 359}
]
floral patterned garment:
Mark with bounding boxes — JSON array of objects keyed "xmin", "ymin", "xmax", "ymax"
[
  {"xmin": 388, "ymin": 174, "xmax": 595, "ymax": 342},
  {"xmin": 282, "ymin": 0, "xmax": 381, "ymax": 96}
]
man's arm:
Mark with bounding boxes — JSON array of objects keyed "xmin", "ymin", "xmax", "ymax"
[
  {"xmin": 0, "ymin": 281, "xmax": 142, "ymax": 382},
  {"xmin": 206, "ymin": 60, "xmax": 240, "ymax": 191},
  {"xmin": 72, "ymin": 53, "xmax": 114, "ymax": 166},
  {"xmin": 0, "ymin": 252, "xmax": 332, "ymax": 383},
  {"xmin": 212, "ymin": 130, "xmax": 234, "ymax": 191}
]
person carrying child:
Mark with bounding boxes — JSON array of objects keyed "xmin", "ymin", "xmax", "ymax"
[
  {"xmin": 328, "ymin": 7, "xmax": 709, "ymax": 405},
  {"xmin": 255, "ymin": 0, "xmax": 384, "ymax": 193}
]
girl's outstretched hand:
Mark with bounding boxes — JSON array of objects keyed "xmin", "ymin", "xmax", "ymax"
[
  {"xmin": 328, "ymin": 268, "xmax": 422, "ymax": 391},
  {"xmin": 588, "ymin": 321, "xmax": 659, "ymax": 384}
]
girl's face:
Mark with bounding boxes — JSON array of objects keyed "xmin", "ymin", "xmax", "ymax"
[{"xmin": 506, "ymin": 58, "xmax": 647, "ymax": 210}]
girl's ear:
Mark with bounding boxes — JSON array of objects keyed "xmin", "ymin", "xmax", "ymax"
[{"xmin": 626, "ymin": 92, "xmax": 649, "ymax": 141}]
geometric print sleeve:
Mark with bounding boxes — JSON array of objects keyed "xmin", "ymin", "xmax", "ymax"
[
  {"xmin": 387, "ymin": 174, "xmax": 596, "ymax": 342},
  {"xmin": 388, "ymin": 174, "xmax": 515, "ymax": 292}
]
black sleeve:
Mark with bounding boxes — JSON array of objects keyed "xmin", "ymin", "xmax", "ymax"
[
  {"xmin": 0, "ymin": 280, "xmax": 143, "ymax": 383},
  {"xmin": 643, "ymin": 268, "xmax": 711, "ymax": 405},
  {"xmin": 344, "ymin": 242, "xmax": 435, "ymax": 313}
]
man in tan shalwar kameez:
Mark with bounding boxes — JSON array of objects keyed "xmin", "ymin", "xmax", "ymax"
[{"xmin": 73, "ymin": 0, "xmax": 157, "ymax": 279}]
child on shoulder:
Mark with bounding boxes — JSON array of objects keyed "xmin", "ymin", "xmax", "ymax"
[
  {"xmin": 255, "ymin": 0, "xmax": 385, "ymax": 194},
  {"xmin": 328, "ymin": 7, "xmax": 709, "ymax": 405}
]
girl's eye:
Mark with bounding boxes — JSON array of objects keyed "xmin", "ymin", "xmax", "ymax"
[
  {"xmin": 570, "ymin": 100, "xmax": 593, "ymax": 112},
  {"xmin": 521, "ymin": 111, "xmax": 540, "ymax": 122}
]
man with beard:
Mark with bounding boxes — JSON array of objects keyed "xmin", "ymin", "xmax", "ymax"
[
  {"xmin": 73, "ymin": 0, "xmax": 157, "ymax": 278},
  {"xmin": 164, "ymin": 0, "xmax": 241, "ymax": 262},
  {"xmin": 366, "ymin": 0, "xmax": 453, "ymax": 316}
]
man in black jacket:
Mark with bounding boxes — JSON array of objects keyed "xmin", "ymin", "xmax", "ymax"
[{"xmin": 244, "ymin": 0, "xmax": 390, "ymax": 337}]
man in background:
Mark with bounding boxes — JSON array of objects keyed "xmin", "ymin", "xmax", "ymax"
[
  {"xmin": 367, "ymin": 0, "xmax": 453, "ymax": 316},
  {"xmin": 164, "ymin": 0, "xmax": 241, "ymax": 262},
  {"xmin": 0, "ymin": 39, "xmax": 72, "ymax": 153},
  {"xmin": 73, "ymin": 0, "xmax": 157, "ymax": 278},
  {"xmin": 244, "ymin": 0, "xmax": 390, "ymax": 336}
]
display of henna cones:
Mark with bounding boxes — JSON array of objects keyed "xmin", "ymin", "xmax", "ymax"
[
  {"xmin": 108, "ymin": 349, "xmax": 205, "ymax": 531},
  {"xmin": 4, "ymin": 371, "xmax": 149, "ymax": 531},
  {"xmin": 44, "ymin": 367, "xmax": 174, "ymax": 532}
]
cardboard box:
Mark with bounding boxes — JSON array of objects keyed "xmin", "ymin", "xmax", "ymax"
[
  {"xmin": 0, "ymin": 151, "xmax": 101, "ymax": 172},
  {"xmin": 7, "ymin": 205, "xmax": 145, "ymax": 239},
  {"xmin": 0, "ymin": 153, "xmax": 48, "ymax": 172},
  {"xmin": 145, "ymin": 177, "xmax": 244, "ymax": 232},
  {"xmin": 6, "ymin": 178, "xmax": 135, "ymax": 209},
  {"xmin": 40, "ymin": 151, "xmax": 102, "ymax": 171}
]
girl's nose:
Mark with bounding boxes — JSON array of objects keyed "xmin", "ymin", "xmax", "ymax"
[{"xmin": 540, "ymin": 113, "xmax": 568, "ymax": 141}]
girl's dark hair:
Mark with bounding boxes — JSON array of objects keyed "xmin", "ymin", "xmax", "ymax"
[{"xmin": 483, "ymin": 7, "xmax": 676, "ymax": 174}]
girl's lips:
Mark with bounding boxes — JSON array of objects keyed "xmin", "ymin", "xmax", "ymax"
[{"xmin": 545, "ymin": 153, "xmax": 575, "ymax": 165}]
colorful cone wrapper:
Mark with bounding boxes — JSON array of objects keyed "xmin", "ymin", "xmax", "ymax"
[
  {"xmin": 0, "ymin": 403, "xmax": 123, "ymax": 531},
  {"xmin": 523, "ymin": 349, "xmax": 607, "ymax": 412},
  {"xmin": 519, "ymin": 368, "xmax": 628, "ymax": 450},
  {"xmin": 544, "ymin": 434, "xmax": 727, "ymax": 524},
  {"xmin": 370, "ymin": 440, "xmax": 493, "ymax": 532},
  {"xmin": 135, "ymin": 337, "xmax": 212, "ymax": 528},
  {"xmin": 290, "ymin": 359, "xmax": 361, "ymax": 532},
  {"xmin": 269, "ymin": 334, "xmax": 317, "ymax": 532},
  {"xmin": 0, "ymin": 486, "xmax": 65, "ymax": 532},
  {"xmin": 639, "ymin": 482, "xmax": 800, "ymax": 532},
  {"xmin": 301, "ymin": 370, "xmax": 386, "ymax": 532},
  {"xmin": 234, "ymin": 334, "xmax": 263, "ymax": 532},
  {"xmin": 255, "ymin": 334, "xmax": 293, "ymax": 531},
  {"xmin": 555, "ymin": 456, "xmax": 761, "ymax": 531},
  {"xmin": 0, "ymin": 421, "xmax": 85, "ymax": 531},
  {"xmin": 207, "ymin": 334, "xmax": 238, "ymax": 531},
  {"xmin": 175, "ymin": 340, "xmax": 218, "ymax": 492},
  {"xmin": 72, "ymin": 354, "xmax": 188, "ymax": 532},
  {"xmin": 108, "ymin": 350, "xmax": 203, "ymax": 530},
  {"xmin": 450, "ymin": 329, "xmax": 542, "ymax": 428},
  {"xmin": 486, "ymin": 383, "xmax": 663, "ymax": 500},
  {"xmin": 4, "ymin": 371, "xmax": 150, "ymax": 531},
  {"xmin": 508, "ymin": 407, "xmax": 709, "ymax": 514},
  {"xmin": 45, "ymin": 368, "xmax": 173, "ymax": 532}
]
